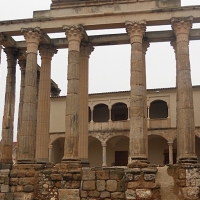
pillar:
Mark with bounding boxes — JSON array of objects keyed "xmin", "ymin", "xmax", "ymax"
[
  {"xmin": 17, "ymin": 27, "xmax": 41, "ymax": 163},
  {"xmin": 171, "ymin": 17, "xmax": 197, "ymax": 163},
  {"xmin": 102, "ymin": 142, "xmax": 107, "ymax": 167},
  {"xmin": 17, "ymin": 59, "xmax": 26, "ymax": 149},
  {"xmin": 78, "ymin": 43, "xmax": 93, "ymax": 165},
  {"xmin": 0, "ymin": 47, "xmax": 19, "ymax": 163},
  {"xmin": 36, "ymin": 44, "xmax": 57, "ymax": 163},
  {"xmin": 168, "ymin": 142, "xmax": 173, "ymax": 164},
  {"xmin": 126, "ymin": 21, "xmax": 148, "ymax": 164},
  {"xmin": 62, "ymin": 25, "xmax": 84, "ymax": 163},
  {"xmin": 108, "ymin": 105, "xmax": 112, "ymax": 121},
  {"xmin": 49, "ymin": 144, "xmax": 53, "ymax": 163}
]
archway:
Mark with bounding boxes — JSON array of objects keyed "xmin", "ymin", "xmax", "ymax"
[
  {"xmin": 111, "ymin": 102, "xmax": 128, "ymax": 121},
  {"xmin": 148, "ymin": 135, "xmax": 168, "ymax": 165},
  {"xmin": 107, "ymin": 136, "xmax": 129, "ymax": 167},
  {"xmin": 149, "ymin": 100, "xmax": 168, "ymax": 119},
  {"xmin": 51, "ymin": 137, "xmax": 64, "ymax": 164},
  {"xmin": 93, "ymin": 104, "xmax": 109, "ymax": 122},
  {"xmin": 88, "ymin": 136, "xmax": 102, "ymax": 167}
]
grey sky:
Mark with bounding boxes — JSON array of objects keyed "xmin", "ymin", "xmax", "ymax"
[{"xmin": 0, "ymin": 0, "xmax": 200, "ymax": 141}]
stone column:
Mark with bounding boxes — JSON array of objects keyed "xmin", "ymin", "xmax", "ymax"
[
  {"xmin": 49, "ymin": 144, "xmax": 53, "ymax": 163},
  {"xmin": 17, "ymin": 27, "xmax": 41, "ymax": 163},
  {"xmin": 62, "ymin": 25, "xmax": 84, "ymax": 163},
  {"xmin": 78, "ymin": 43, "xmax": 93, "ymax": 165},
  {"xmin": 90, "ymin": 107, "xmax": 94, "ymax": 122},
  {"xmin": 0, "ymin": 47, "xmax": 19, "ymax": 163},
  {"xmin": 36, "ymin": 44, "xmax": 57, "ymax": 163},
  {"xmin": 0, "ymin": 33, "xmax": 6, "ymax": 66},
  {"xmin": 102, "ymin": 142, "xmax": 107, "ymax": 167},
  {"xmin": 126, "ymin": 21, "xmax": 148, "ymax": 165},
  {"xmin": 168, "ymin": 142, "xmax": 173, "ymax": 164},
  {"xmin": 17, "ymin": 59, "xmax": 26, "ymax": 148},
  {"xmin": 171, "ymin": 17, "xmax": 197, "ymax": 163}
]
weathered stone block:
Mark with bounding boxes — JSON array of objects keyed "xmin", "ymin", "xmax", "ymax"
[
  {"xmin": 17, "ymin": 172, "xmax": 25, "ymax": 178},
  {"xmin": 25, "ymin": 170, "xmax": 35, "ymax": 177},
  {"xmin": 63, "ymin": 173, "xmax": 73, "ymax": 181},
  {"xmin": 0, "ymin": 193, "xmax": 5, "ymax": 200},
  {"xmin": 5, "ymin": 193, "xmax": 13, "ymax": 200},
  {"xmin": 111, "ymin": 192, "xmax": 125, "ymax": 199},
  {"xmin": 127, "ymin": 181, "xmax": 140, "ymax": 189},
  {"xmin": 50, "ymin": 174, "xmax": 62, "ymax": 181},
  {"xmin": 178, "ymin": 168, "xmax": 186, "ymax": 179},
  {"xmin": 144, "ymin": 174, "xmax": 156, "ymax": 181},
  {"xmin": 100, "ymin": 191, "xmax": 110, "ymax": 198},
  {"xmin": 65, "ymin": 181, "xmax": 80, "ymax": 189},
  {"xmin": 82, "ymin": 168, "xmax": 95, "ymax": 180},
  {"xmin": 14, "ymin": 192, "xmax": 34, "ymax": 200},
  {"xmin": 18, "ymin": 177, "xmax": 35, "ymax": 185},
  {"xmin": 117, "ymin": 181, "xmax": 125, "ymax": 191},
  {"xmin": 96, "ymin": 180, "xmax": 105, "ymax": 191},
  {"xmin": 58, "ymin": 189, "xmax": 80, "ymax": 200},
  {"xmin": 125, "ymin": 189, "xmax": 136, "ymax": 200},
  {"xmin": 10, "ymin": 178, "xmax": 19, "ymax": 186},
  {"xmin": 96, "ymin": 170, "xmax": 109, "ymax": 180},
  {"xmin": 88, "ymin": 190, "xmax": 100, "ymax": 197},
  {"xmin": 181, "ymin": 187, "xmax": 199, "ymax": 200},
  {"xmin": 16, "ymin": 185, "xmax": 23, "ymax": 192},
  {"xmin": 110, "ymin": 169, "xmax": 124, "ymax": 180},
  {"xmin": 24, "ymin": 184, "xmax": 34, "ymax": 192},
  {"xmin": 106, "ymin": 180, "xmax": 117, "ymax": 192},
  {"xmin": 1, "ymin": 184, "xmax": 10, "ymax": 192},
  {"xmin": 82, "ymin": 180, "xmax": 95, "ymax": 190},
  {"xmin": 73, "ymin": 173, "xmax": 81, "ymax": 181},
  {"xmin": 80, "ymin": 190, "xmax": 87, "ymax": 198},
  {"xmin": 4, "ymin": 177, "xmax": 9, "ymax": 185},
  {"xmin": 136, "ymin": 189, "xmax": 152, "ymax": 199},
  {"xmin": 0, "ymin": 176, "xmax": 5, "ymax": 184}
]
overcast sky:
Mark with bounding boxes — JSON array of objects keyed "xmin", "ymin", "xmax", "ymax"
[{"xmin": 0, "ymin": 0, "xmax": 200, "ymax": 141}]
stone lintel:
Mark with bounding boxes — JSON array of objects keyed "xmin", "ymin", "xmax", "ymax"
[
  {"xmin": 14, "ymin": 29, "xmax": 200, "ymax": 50},
  {"xmin": 1, "ymin": 6, "xmax": 200, "ymax": 34}
]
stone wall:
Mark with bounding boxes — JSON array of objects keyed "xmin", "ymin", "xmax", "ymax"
[{"xmin": 1, "ymin": 163, "xmax": 200, "ymax": 199}]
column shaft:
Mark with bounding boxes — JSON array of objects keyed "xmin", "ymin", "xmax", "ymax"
[
  {"xmin": 126, "ymin": 21, "xmax": 148, "ymax": 164},
  {"xmin": 0, "ymin": 47, "xmax": 19, "ymax": 163},
  {"xmin": 62, "ymin": 25, "xmax": 83, "ymax": 162},
  {"xmin": 36, "ymin": 44, "xmax": 57, "ymax": 163},
  {"xmin": 168, "ymin": 142, "xmax": 173, "ymax": 164},
  {"xmin": 102, "ymin": 142, "xmax": 107, "ymax": 167},
  {"xmin": 17, "ymin": 28, "xmax": 41, "ymax": 163},
  {"xmin": 171, "ymin": 17, "xmax": 197, "ymax": 163},
  {"xmin": 78, "ymin": 44, "xmax": 93, "ymax": 164}
]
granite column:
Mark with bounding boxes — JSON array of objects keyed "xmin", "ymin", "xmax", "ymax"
[
  {"xmin": 0, "ymin": 47, "xmax": 19, "ymax": 163},
  {"xmin": 78, "ymin": 43, "xmax": 93, "ymax": 165},
  {"xmin": 126, "ymin": 21, "xmax": 148, "ymax": 165},
  {"xmin": 36, "ymin": 44, "xmax": 57, "ymax": 163},
  {"xmin": 171, "ymin": 17, "xmax": 197, "ymax": 163},
  {"xmin": 62, "ymin": 25, "xmax": 84, "ymax": 164},
  {"xmin": 17, "ymin": 27, "xmax": 41, "ymax": 163}
]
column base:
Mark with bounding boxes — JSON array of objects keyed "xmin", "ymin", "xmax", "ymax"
[
  {"xmin": 128, "ymin": 158, "xmax": 149, "ymax": 168},
  {"xmin": 177, "ymin": 156, "xmax": 198, "ymax": 164},
  {"xmin": 80, "ymin": 158, "xmax": 90, "ymax": 167},
  {"xmin": 17, "ymin": 159, "xmax": 36, "ymax": 164}
]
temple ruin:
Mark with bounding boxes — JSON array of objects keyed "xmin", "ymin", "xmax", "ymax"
[{"xmin": 0, "ymin": 0, "xmax": 200, "ymax": 199}]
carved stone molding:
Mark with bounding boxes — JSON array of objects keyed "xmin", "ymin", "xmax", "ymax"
[
  {"xmin": 125, "ymin": 21, "xmax": 146, "ymax": 44},
  {"xmin": 171, "ymin": 16, "xmax": 193, "ymax": 43},
  {"xmin": 21, "ymin": 27, "xmax": 41, "ymax": 54},
  {"xmin": 39, "ymin": 44, "xmax": 58, "ymax": 60},
  {"xmin": 63, "ymin": 25, "xmax": 84, "ymax": 51}
]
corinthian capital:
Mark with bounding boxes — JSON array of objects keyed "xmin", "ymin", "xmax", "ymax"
[
  {"xmin": 63, "ymin": 25, "xmax": 84, "ymax": 51},
  {"xmin": 4, "ymin": 47, "xmax": 20, "ymax": 62},
  {"xmin": 125, "ymin": 20, "xmax": 146, "ymax": 44},
  {"xmin": 21, "ymin": 27, "xmax": 41, "ymax": 53},
  {"xmin": 80, "ymin": 42, "xmax": 94, "ymax": 57},
  {"xmin": 171, "ymin": 16, "xmax": 193, "ymax": 36},
  {"xmin": 39, "ymin": 44, "xmax": 58, "ymax": 60}
]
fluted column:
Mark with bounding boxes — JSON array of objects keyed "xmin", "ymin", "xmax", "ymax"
[
  {"xmin": 126, "ymin": 21, "xmax": 148, "ymax": 164},
  {"xmin": 78, "ymin": 43, "xmax": 93, "ymax": 165},
  {"xmin": 0, "ymin": 47, "xmax": 19, "ymax": 163},
  {"xmin": 17, "ymin": 59, "xmax": 26, "ymax": 146},
  {"xmin": 168, "ymin": 142, "xmax": 173, "ymax": 164},
  {"xmin": 17, "ymin": 27, "xmax": 41, "ymax": 163},
  {"xmin": 62, "ymin": 25, "xmax": 84, "ymax": 163},
  {"xmin": 36, "ymin": 44, "xmax": 57, "ymax": 163},
  {"xmin": 102, "ymin": 142, "xmax": 107, "ymax": 167},
  {"xmin": 171, "ymin": 17, "xmax": 197, "ymax": 163}
]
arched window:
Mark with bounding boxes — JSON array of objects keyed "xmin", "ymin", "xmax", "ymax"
[
  {"xmin": 149, "ymin": 100, "xmax": 168, "ymax": 119},
  {"xmin": 93, "ymin": 104, "xmax": 109, "ymax": 122},
  {"xmin": 88, "ymin": 107, "xmax": 91, "ymax": 122},
  {"xmin": 111, "ymin": 103, "xmax": 128, "ymax": 121}
]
